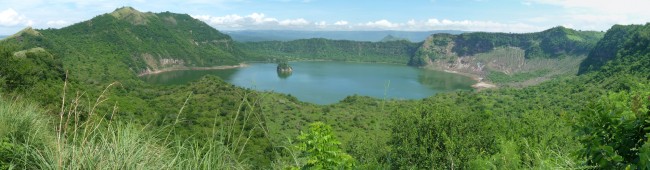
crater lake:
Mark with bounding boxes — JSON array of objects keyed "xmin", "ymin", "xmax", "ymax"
[{"xmin": 141, "ymin": 61, "xmax": 476, "ymax": 104}]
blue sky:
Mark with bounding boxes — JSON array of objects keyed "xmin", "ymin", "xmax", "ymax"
[{"xmin": 1, "ymin": 0, "xmax": 649, "ymax": 35}]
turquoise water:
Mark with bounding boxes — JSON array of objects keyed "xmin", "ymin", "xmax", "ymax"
[{"xmin": 141, "ymin": 61, "xmax": 475, "ymax": 104}]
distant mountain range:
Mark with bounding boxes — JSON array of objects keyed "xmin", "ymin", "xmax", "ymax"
[{"xmin": 224, "ymin": 30, "xmax": 465, "ymax": 42}]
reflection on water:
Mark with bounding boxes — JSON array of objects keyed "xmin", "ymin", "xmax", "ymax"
[
  {"xmin": 140, "ymin": 68, "xmax": 239, "ymax": 86},
  {"xmin": 141, "ymin": 61, "xmax": 476, "ymax": 104},
  {"xmin": 418, "ymin": 70, "xmax": 474, "ymax": 91},
  {"xmin": 277, "ymin": 71, "xmax": 292, "ymax": 79}
]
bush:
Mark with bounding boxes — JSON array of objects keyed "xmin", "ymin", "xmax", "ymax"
[
  {"xmin": 575, "ymin": 84, "xmax": 650, "ymax": 169},
  {"xmin": 293, "ymin": 122, "xmax": 355, "ymax": 169}
]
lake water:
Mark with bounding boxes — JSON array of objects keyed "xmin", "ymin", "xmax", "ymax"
[{"xmin": 141, "ymin": 61, "xmax": 476, "ymax": 104}]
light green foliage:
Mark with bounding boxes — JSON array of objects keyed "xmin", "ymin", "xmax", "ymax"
[
  {"xmin": 2, "ymin": 7, "xmax": 650, "ymax": 169},
  {"xmin": 1, "ymin": 7, "xmax": 245, "ymax": 86},
  {"xmin": 295, "ymin": 122, "xmax": 355, "ymax": 169},
  {"xmin": 575, "ymin": 84, "xmax": 650, "ymax": 169},
  {"xmin": 487, "ymin": 69, "xmax": 550, "ymax": 83},
  {"xmin": 0, "ymin": 96, "xmax": 54, "ymax": 169}
]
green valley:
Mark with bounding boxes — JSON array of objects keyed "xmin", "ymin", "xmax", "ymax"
[{"xmin": 1, "ymin": 6, "xmax": 650, "ymax": 170}]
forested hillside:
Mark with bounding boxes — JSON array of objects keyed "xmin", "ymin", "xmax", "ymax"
[
  {"xmin": 225, "ymin": 30, "xmax": 464, "ymax": 42},
  {"xmin": 1, "ymin": 6, "xmax": 650, "ymax": 169},
  {"xmin": 579, "ymin": 24, "xmax": 650, "ymax": 76},
  {"xmin": 3, "ymin": 7, "xmax": 246, "ymax": 85},
  {"xmin": 241, "ymin": 27, "xmax": 605, "ymax": 86},
  {"xmin": 240, "ymin": 38, "xmax": 420, "ymax": 64},
  {"xmin": 413, "ymin": 27, "xmax": 604, "ymax": 86}
]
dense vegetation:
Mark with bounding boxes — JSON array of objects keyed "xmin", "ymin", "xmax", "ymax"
[
  {"xmin": 414, "ymin": 26, "xmax": 604, "ymax": 65},
  {"xmin": 225, "ymin": 30, "xmax": 464, "ymax": 42},
  {"xmin": 579, "ymin": 24, "xmax": 650, "ymax": 76},
  {"xmin": 5, "ymin": 7, "xmax": 247, "ymax": 86},
  {"xmin": 1, "ymin": 7, "xmax": 650, "ymax": 169},
  {"xmin": 410, "ymin": 27, "xmax": 604, "ymax": 86},
  {"xmin": 239, "ymin": 27, "xmax": 603, "ymax": 86},
  {"xmin": 240, "ymin": 38, "xmax": 420, "ymax": 64}
]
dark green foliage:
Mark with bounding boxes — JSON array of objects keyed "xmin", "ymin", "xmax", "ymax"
[
  {"xmin": 390, "ymin": 81, "xmax": 597, "ymax": 168},
  {"xmin": 0, "ymin": 137, "xmax": 27, "ymax": 169},
  {"xmin": 453, "ymin": 27, "xmax": 601, "ymax": 58},
  {"xmin": 3, "ymin": 7, "xmax": 245, "ymax": 85},
  {"xmin": 580, "ymin": 23, "xmax": 650, "ymax": 76},
  {"xmin": 241, "ymin": 38, "xmax": 420, "ymax": 64},
  {"xmin": 413, "ymin": 27, "xmax": 604, "ymax": 66},
  {"xmin": 2, "ymin": 6, "xmax": 650, "ymax": 169},
  {"xmin": 0, "ymin": 43, "xmax": 65, "ymax": 107},
  {"xmin": 574, "ymin": 85, "xmax": 650, "ymax": 169},
  {"xmin": 276, "ymin": 58, "xmax": 292, "ymax": 72}
]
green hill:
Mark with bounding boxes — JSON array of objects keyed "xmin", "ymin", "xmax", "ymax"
[
  {"xmin": 2, "ymin": 7, "xmax": 246, "ymax": 84},
  {"xmin": 380, "ymin": 35, "xmax": 409, "ymax": 42},
  {"xmin": 240, "ymin": 38, "xmax": 420, "ymax": 64},
  {"xmin": 413, "ymin": 27, "xmax": 604, "ymax": 86},
  {"xmin": 3, "ymin": 6, "xmax": 650, "ymax": 169},
  {"xmin": 579, "ymin": 23, "xmax": 650, "ymax": 77}
]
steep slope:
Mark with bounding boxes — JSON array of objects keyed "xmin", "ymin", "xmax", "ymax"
[
  {"xmin": 579, "ymin": 23, "xmax": 650, "ymax": 77},
  {"xmin": 413, "ymin": 27, "xmax": 604, "ymax": 86},
  {"xmin": 2, "ymin": 7, "xmax": 245, "ymax": 84}
]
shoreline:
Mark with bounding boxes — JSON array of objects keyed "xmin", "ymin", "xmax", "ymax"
[
  {"xmin": 425, "ymin": 66, "xmax": 497, "ymax": 90},
  {"xmin": 137, "ymin": 63, "xmax": 248, "ymax": 76}
]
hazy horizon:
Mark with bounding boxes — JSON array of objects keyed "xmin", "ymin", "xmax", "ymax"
[{"xmin": 1, "ymin": 0, "xmax": 648, "ymax": 35}]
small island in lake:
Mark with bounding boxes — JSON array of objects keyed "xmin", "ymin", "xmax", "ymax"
[
  {"xmin": 276, "ymin": 60, "xmax": 293, "ymax": 79},
  {"xmin": 277, "ymin": 61, "xmax": 293, "ymax": 73}
]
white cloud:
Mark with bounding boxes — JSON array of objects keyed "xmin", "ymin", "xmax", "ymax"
[
  {"xmin": 333, "ymin": 20, "xmax": 348, "ymax": 26},
  {"xmin": 362, "ymin": 19, "xmax": 399, "ymax": 28},
  {"xmin": 526, "ymin": 0, "xmax": 650, "ymax": 30},
  {"xmin": 407, "ymin": 19, "xmax": 417, "ymax": 26},
  {"xmin": 314, "ymin": 21, "xmax": 327, "ymax": 27},
  {"xmin": 193, "ymin": 13, "xmax": 541, "ymax": 32},
  {"xmin": 192, "ymin": 13, "xmax": 283, "ymax": 28},
  {"xmin": 0, "ymin": 8, "xmax": 33, "ymax": 26},
  {"xmin": 279, "ymin": 18, "xmax": 309, "ymax": 26},
  {"xmin": 46, "ymin": 20, "xmax": 69, "ymax": 28},
  {"xmin": 529, "ymin": 0, "xmax": 650, "ymax": 15},
  {"xmin": 418, "ymin": 18, "xmax": 542, "ymax": 32},
  {"xmin": 247, "ymin": 13, "xmax": 278, "ymax": 24}
]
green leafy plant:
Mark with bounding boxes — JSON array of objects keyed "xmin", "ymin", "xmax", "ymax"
[
  {"xmin": 574, "ymin": 84, "xmax": 650, "ymax": 169},
  {"xmin": 293, "ymin": 122, "xmax": 355, "ymax": 169}
]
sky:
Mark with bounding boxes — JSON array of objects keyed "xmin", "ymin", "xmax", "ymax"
[{"xmin": 1, "ymin": 0, "xmax": 649, "ymax": 35}]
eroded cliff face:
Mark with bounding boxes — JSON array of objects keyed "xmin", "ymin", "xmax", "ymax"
[
  {"xmin": 421, "ymin": 45, "xmax": 586, "ymax": 86},
  {"xmin": 413, "ymin": 28, "xmax": 601, "ymax": 86},
  {"xmin": 139, "ymin": 53, "xmax": 186, "ymax": 75}
]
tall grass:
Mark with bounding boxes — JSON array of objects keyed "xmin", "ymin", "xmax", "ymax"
[
  {"xmin": 0, "ymin": 80, "xmax": 268, "ymax": 169},
  {"xmin": 0, "ymin": 95, "xmax": 55, "ymax": 169}
]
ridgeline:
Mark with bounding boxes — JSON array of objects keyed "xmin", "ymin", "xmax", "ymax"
[
  {"xmin": 411, "ymin": 27, "xmax": 604, "ymax": 86},
  {"xmin": 1, "ymin": 6, "xmax": 650, "ymax": 169}
]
